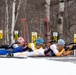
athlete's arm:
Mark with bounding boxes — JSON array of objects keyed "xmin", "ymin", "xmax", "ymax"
[
  {"xmin": 30, "ymin": 43, "xmax": 36, "ymax": 51},
  {"xmin": 50, "ymin": 44, "xmax": 65, "ymax": 57}
]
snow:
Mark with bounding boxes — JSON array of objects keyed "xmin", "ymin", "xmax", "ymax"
[{"xmin": 0, "ymin": 57, "xmax": 76, "ymax": 75}]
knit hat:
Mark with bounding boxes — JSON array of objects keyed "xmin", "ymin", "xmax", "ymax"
[
  {"xmin": 57, "ymin": 39, "xmax": 65, "ymax": 46},
  {"xmin": 17, "ymin": 37, "xmax": 25, "ymax": 44},
  {"xmin": 36, "ymin": 37, "xmax": 44, "ymax": 45}
]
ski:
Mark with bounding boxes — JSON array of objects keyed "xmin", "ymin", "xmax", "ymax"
[
  {"xmin": 0, "ymin": 55, "xmax": 27, "ymax": 59},
  {"xmin": 0, "ymin": 57, "xmax": 27, "ymax": 59}
]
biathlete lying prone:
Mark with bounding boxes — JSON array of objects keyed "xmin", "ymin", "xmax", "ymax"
[{"xmin": 0, "ymin": 37, "xmax": 28, "ymax": 56}]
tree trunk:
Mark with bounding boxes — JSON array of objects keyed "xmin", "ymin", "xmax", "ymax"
[
  {"xmin": 44, "ymin": 0, "xmax": 51, "ymax": 42},
  {"xmin": 5, "ymin": 0, "xmax": 9, "ymax": 44},
  {"xmin": 57, "ymin": 1, "xmax": 65, "ymax": 39},
  {"xmin": 11, "ymin": 0, "xmax": 16, "ymax": 44},
  {"xmin": 15, "ymin": 0, "xmax": 22, "ymax": 24}
]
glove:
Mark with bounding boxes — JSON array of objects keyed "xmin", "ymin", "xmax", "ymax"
[
  {"xmin": 64, "ymin": 46, "xmax": 69, "ymax": 51},
  {"xmin": 71, "ymin": 45, "xmax": 76, "ymax": 50}
]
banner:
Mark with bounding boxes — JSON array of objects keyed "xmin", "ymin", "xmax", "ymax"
[
  {"xmin": 52, "ymin": 32, "xmax": 58, "ymax": 42},
  {"xmin": 0, "ymin": 30, "xmax": 3, "ymax": 39},
  {"xmin": 31, "ymin": 32, "xmax": 37, "ymax": 43},
  {"xmin": 14, "ymin": 30, "xmax": 19, "ymax": 40},
  {"xmin": 74, "ymin": 34, "xmax": 76, "ymax": 43}
]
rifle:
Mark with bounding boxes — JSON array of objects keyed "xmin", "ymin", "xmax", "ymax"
[{"xmin": 64, "ymin": 42, "xmax": 76, "ymax": 51}]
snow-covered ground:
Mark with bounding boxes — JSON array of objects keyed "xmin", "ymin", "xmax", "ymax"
[{"xmin": 0, "ymin": 57, "xmax": 76, "ymax": 75}]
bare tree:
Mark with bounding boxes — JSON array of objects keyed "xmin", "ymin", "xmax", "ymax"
[
  {"xmin": 15, "ymin": 0, "xmax": 21, "ymax": 24},
  {"xmin": 44, "ymin": 0, "xmax": 51, "ymax": 42},
  {"xmin": 11, "ymin": 0, "xmax": 16, "ymax": 44},
  {"xmin": 5, "ymin": 0, "xmax": 9, "ymax": 44},
  {"xmin": 11, "ymin": 0, "xmax": 22, "ymax": 44},
  {"xmin": 57, "ymin": 0, "xmax": 65, "ymax": 39}
]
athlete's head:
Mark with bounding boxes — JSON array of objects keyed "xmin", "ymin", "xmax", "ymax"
[
  {"xmin": 36, "ymin": 37, "xmax": 44, "ymax": 49},
  {"xmin": 57, "ymin": 39, "xmax": 65, "ymax": 46},
  {"xmin": 36, "ymin": 37, "xmax": 44, "ymax": 45},
  {"xmin": 17, "ymin": 37, "xmax": 25, "ymax": 45},
  {"xmin": 57, "ymin": 39, "xmax": 65, "ymax": 51}
]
